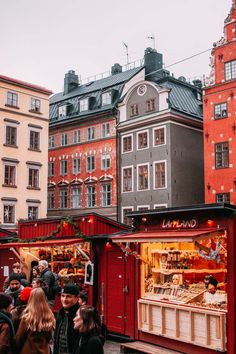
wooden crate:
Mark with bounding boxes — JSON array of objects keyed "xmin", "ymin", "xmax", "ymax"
[{"xmin": 138, "ymin": 299, "xmax": 227, "ymax": 352}]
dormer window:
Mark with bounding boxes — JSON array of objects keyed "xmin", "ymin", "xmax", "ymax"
[
  {"xmin": 102, "ymin": 92, "xmax": 112, "ymax": 106},
  {"xmin": 58, "ymin": 105, "xmax": 67, "ymax": 118},
  {"xmin": 130, "ymin": 103, "xmax": 139, "ymax": 117},
  {"xmin": 80, "ymin": 98, "xmax": 88, "ymax": 112}
]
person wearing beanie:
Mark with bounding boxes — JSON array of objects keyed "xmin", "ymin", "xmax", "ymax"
[
  {"xmin": 0, "ymin": 292, "xmax": 16, "ymax": 354},
  {"xmin": 11, "ymin": 287, "xmax": 33, "ymax": 332},
  {"xmin": 203, "ymin": 276, "xmax": 227, "ymax": 304},
  {"xmin": 5, "ymin": 274, "xmax": 24, "ymax": 307},
  {"xmin": 3, "ymin": 262, "xmax": 27, "ymax": 292},
  {"xmin": 53, "ymin": 283, "xmax": 80, "ymax": 354}
]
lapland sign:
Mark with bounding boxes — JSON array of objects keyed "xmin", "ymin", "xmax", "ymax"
[{"xmin": 161, "ymin": 218, "xmax": 198, "ymax": 229}]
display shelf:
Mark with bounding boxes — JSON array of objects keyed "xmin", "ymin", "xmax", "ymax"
[
  {"xmin": 151, "ymin": 268, "xmax": 227, "ymax": 274},
  {"xmin": 151, "ymin": 249, "xmax": 198, "ymax": 254}
]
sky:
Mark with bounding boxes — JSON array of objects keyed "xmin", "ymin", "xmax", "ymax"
[{"xmin": 0, "ymin": 0, "xmax": 233, "ymax": 93}]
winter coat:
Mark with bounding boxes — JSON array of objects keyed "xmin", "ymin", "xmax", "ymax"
[
  {"xmin": 5, "ymin": 285, "xmax": 24, "ymax": 306},
  {"xmin": 53, "ymin": 303, "xmax": 80, "ymax": 354},
  {"xmin": 0, "ymin": 311, "xmax": 16, "ymax": 354},
  {"xmin": 11, "ymin": 303, "xmax": 27, "ymax": 332},
  {"xmin": 72, "ymin": 331, "xmax": 104, "ymax": 354},
  {"xmin": 40, "ymin": 268, "xmax": 55, "ymax": 300},
  {"xmin": 16, "ymin": 319, "xmax": 52, "ymax": 354}
]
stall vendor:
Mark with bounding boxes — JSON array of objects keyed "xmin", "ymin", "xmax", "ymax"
[{"xmin": 203, "ymin": 276, "xmax": 227, "ymax": 304}]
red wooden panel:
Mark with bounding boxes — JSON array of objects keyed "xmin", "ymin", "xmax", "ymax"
[{"xmin": 0, "ymin": 250, "xmax": 18, "ymax": 290}]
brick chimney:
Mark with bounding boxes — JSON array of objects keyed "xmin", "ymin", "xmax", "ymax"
[{"xmin": 64, "ymin": 70, "xmax": 79, "ymax": 95}]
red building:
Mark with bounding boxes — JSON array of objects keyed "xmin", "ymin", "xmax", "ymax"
[{"xmin": 204, "ymin": 1, "xmax": 236, "ymax": 204}]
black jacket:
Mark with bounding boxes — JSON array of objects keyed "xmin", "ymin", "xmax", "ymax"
[
  {"xmin": 53, "ymin": 303, "xmax": 80, "ymax": 354},
  {"xmin": 72, "ymin": 332, "xmax": 104, "ymax": 354},
  {"xmin": 40, "ymin": 268, "xmax": 55, "ymax": 300}
]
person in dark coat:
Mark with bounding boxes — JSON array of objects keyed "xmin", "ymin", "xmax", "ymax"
[
  {"xmin": 38, "ymin": 260, "xmax": 55, "ymax": 307},
  {"xmin": 53, "ymin": 283, "xmax": 80, "ymax": 354},
  {"xmin": 4, "ymin": 274, "xmax": 24, "ymax": 307},
  {"xmin": 0, "ymin": 292, "xmax": 16, "ymax": 354},
  {"xmin": 73, "ymin": 305, "xmax": 104, "ymax": 354},
  {"xmin": 3, "ymin": 262, "xmax": 27, "ymax": 291}
]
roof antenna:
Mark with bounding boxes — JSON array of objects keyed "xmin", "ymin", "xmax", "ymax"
[
  {"xmin": 147, "ymin": 34, "xmax": 156, "ymax": 49},
  {"xmin": 122, "ymin": 42, "xmax": 129, "ymax": 65}
]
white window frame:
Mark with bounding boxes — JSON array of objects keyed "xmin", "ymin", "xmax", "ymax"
[
  {"xmin": 137, "ymin": 163, "xmax": 150, "ymax": 191},
  {"xmin": 102, "ymin": 92, "xmax": 112, "ymax": 106},
  {"xmin": 73, "ymin": 158, "xmax": 81, "ymax": 174},
  {"xmin": 5, "ymin": 123, "xmax": 17, "ymax": 146},
  {"xmin": 61, "ymin": 133, "xmax": 68, "ymax": 146},
  {"xmin": 101, "ymin": 154, "xmax": 111, "ymax": 170},
  {"xmin": 49, "ymin": 135, "xmax": 55, "ymax": 148},
  {"xmin": 73, "ymin": 130, "xmax": 81, "ymax": 143},
  {"xmin": 29, "ymin": 128, "xmax": 40, "ymax": 150},
  {"xmin": 153, "ymin": 160, "xmax": 167, "ymax": 190},
  {"xmin": 136, "ymin": 129, "xmax": 149, "ymax": 150},
  {"xmin": 122, "ymin": 134, "xmax": 133, "ymax": 154},
  {"xmin": 137, "ymin": 205, "xmax": 150, "ymax": 211},
  {"xmin": 58, "ymin": 105, "xmax": 67, "ymax": 118},
  {"xmin": 122, "ymin": 165, "xmax": 133, "ymax": 193},
  {"xmin": 86, "ymin": 185, "xmax": 96, "ymax": 208},
  {"xmin": 101, "ymin": 123, "xmax": 110, "ymax": 137},
  {"xmin": 71, "ymin": 186, "xmax": 82, "ymax": 209},
  {"xmin": 6, "ymin": 91, "xmax": 18, "ymax": 107},
  {"xmin": 28, "ymin": 205, "xmax": 39, "ymax": 220},
  {"xmin": 80, "ymin": 98, "xmax": 89, "ymax": 112},
  {"xmin": 122, "ymin": 206, "xmax": 134, "ymax": 225},
  {"xmin": 3, "ymin": 202, "xmax": 16, "ymax": 224},
  {"xmin": 154, "ymin": 203, "xmax": 168, "ymax": 209},
  {"xmin": 28, "ymin": 166, "xmax": 40, "ymax": 188},
  {"xmin": 3, "ymin": 162, "xmax": 17, "ymax": 186},
  {"xmin": 59, "ymin": 188, "xmax": 68, "ymax": 208},
  {"xmin": 86, "ymin": 156, "xmax": 95, "ymax": 172},
  {"xmin": 87, "ymin": 127, "xmax": 95, "ymax": 141},
  {"xmin": 48, "ymin": 162, "xmax": 54, "ymax": 177},
  {"xmin": 153, "ymin": 125, "xmax": 166, "ymax": 147},
  {"xmin": 60, "ymin": 160, "xmax": 68, "ymax": 176},
  {"xmin": 48, "ymin": 190, "xmax": 55, "ymax": 209},
  {"xmin": 100, "ymin": 183, "xmax": 112, "ymax": 207},
  {"xmin": 30, "ymin": 97, "xmax": 41, "ymax": 112}
]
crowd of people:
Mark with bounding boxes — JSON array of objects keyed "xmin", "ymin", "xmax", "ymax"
[{"xmin": 0, "ymin": 261, "xmax": 104, "ymax": 354}]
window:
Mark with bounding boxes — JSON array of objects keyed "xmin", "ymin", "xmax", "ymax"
[
  {"xmin": 215, "ymin": 142, "xmax": 229, "ymax": 168},
  {"xmin": 86, "ymin": 156, "xmax": 95, "ymax": 172},
  {"xmin": 58, "ymin": 105, "xmax": 67, "ymax": 118},
  {"xmin": 59, "ymin": 189, "xmax": 68, "ymax": 208},
  {"xmin": 101, "ymin": 184, "xmax": 111, "ymax": 206},
  {"xmin": 87, "ymin": 127, "xmax": 95, "ymax": 141},
  {"xmin": 48, "ymin": 190, "xmax": 54, "ymax": 209},
  {"xmin": 122, "ymin": 167, "xmax": 133, "ymax": 192},
  {"xmin": 60, "ymin": 160, "xmax": 68, "ymax": 176},
  {"xmin": 102, "ymin": 123, "xmax": 110, "ymax": 137},
  {"xmin": 48, "ymin": 162, "xmax": 54, "ymax": 177},
  {"xmin": 130, "ymin": 104, "xmax": 139, "ymax": 117},
  {"xmin": 153, "ymin": 127, "xmax": 165, "ymax": 146},
  {"xmin": 214, "ymin": 103, "xmax": 227, "ymax": 119},
  {"xmin": 71, "ymin": 187, "xmax": 82, "ymax": 208},
  {"xmin": 137, "ymin": 131, "xmax": 148, "ymax": 149},
  {"xmin": 30, "ymin": 98, "xmax": 41, "ymax": 112},
  {"xmin": 73, "ymin": 130, "xmax": 80, "ymax": 143},
  {"xmin": 29, "ymin": 168, "xmax": 39, "ymax": 188},
  {"xmin": 101, "ymin": 154, "xmax": 111, "ymax": 170},
  {"xmin": 5, "ymin": 126, "xmax": 17, "ymax": 146},
  {"xmin": 154, "ymin": 204, "xmax": 167, "ymax": 209},
  {"xmin": 154, "ymin": 161, "xmax": 166, "ymax": 189},
  {"xmin": 3, "ymin": 205, "xmax": 15, "ymax": 223},
  {"xmin": 73, "ymin": 158, "xmax": 81, "ymax": 174},
  {"xmin": 86, "ymin": 185, "xmax": 96, "ymax": 207},
  {"xmin": 137, "ymin": 205, "xmax": 149, "ymax": 211},
  {"xmin": 61, "ymin": 133, "xmax": 68, "ymax": 146},
  {"xmin": 146, "ymin": 99, "xmax": 155, "ymax": 112},
  {"xmin": 29, "ymin": 131, "xmax": 40, "ymax": 150},
  {"xmin": 225, "ymin": 60, "xmax": 236, "ymax": 81},
  {"xmin": 216, "ymin": 193, "xmax": 230, "ymax": 203},
  {"xmin": 102, "ymin": 92, "xmax": 112, "ymax": 106},
  {"xmin": 138, "ymin": 164, "xmax": 149, "ymax": 190},
  {"xmin": 123, "ymin": 135, "xmax": 132, "ymax": 153},
  {"xmin": 49, "ymin": 136, "xmax": 55, "ymax": 148},
  {"xmin": 4, "ymin": 165, "xmax": 16, "ymax": 186},
  {"xmin": 7, "ymin": 92, "xmax": 18, "ymax": 107},
  {"xmin": 122, "ymin": 207, "xmax": 133, "ymax": 226},
  {"xmin": 28, "ymin": 206, "xmax": 38, "ymax": 220},
  {"xmin": 80, "ymin": 98, "xmax": 88, "ymax": 112}
]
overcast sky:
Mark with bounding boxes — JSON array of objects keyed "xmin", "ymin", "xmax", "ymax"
[{"xmin": 0, "ymin": 0, "xmax": 233, "ymax": 93}]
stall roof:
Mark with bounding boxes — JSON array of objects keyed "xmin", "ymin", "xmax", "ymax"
[
  {"xmin": 112, "ymin": 228, "xmax": 226, "ymax": 243},
  {"xmin": 0, "ymin": 237, "xmax": 83, "ymax": 249}
]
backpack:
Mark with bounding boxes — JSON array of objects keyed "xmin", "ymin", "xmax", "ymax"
[{"xmin": 52, "ymin": 272, "xmax": 61, "ymax": 295}]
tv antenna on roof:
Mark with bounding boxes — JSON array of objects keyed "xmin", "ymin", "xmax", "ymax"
[
  {"xmin": 147, "ymin": 34, "xmax": 156, "ymax": 49},
  {"xmin": 122, "ymin": 42, "xmax": 129, "ymax": 65}
]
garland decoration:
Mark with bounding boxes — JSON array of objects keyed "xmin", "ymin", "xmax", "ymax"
[{"xmin": 195, "ymin": 239, "xmax": 222, "ymax": 264}]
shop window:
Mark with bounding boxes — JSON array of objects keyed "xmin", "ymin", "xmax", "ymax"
[
  {"xmin": 137, "ymin": 131, "xmax": 148, "ymax": 150},
  {"xmin": 71, "ymin": 187, "xmax": 82, "ymax": 208},
  {"xmin": 29, "ymin": 130, "xmax": 40, "ymax": 150},
  {"xmin": 7, "ymin": 91, "xmax": 18, "ymax": 107},
  {"xmin": 3, "ymin": 204, "xmax": 15, "ymax": 223},
  {"xmin": 154, "ymin": 161, "xmax": 166, "ymax": 189},
  {"xmin": 58, "ymin": 105, "xmax": 67, "ymax": 118},
  {"xmin": 4, "ymin": 165, "xmax": 16, "ymax": 186},
  {"xmin": 28, "ymin": 168, "xmax": 39, "ymax": 188},
  {"xmin": 137, "ymin": 164, "xmax": 149, "ymax": 191},
  {"xmin": 61, "ymin": 133, "xmax": 68, "ymax": 146},
  {"xmin": 130, "ymin": 103, "xmax": 139, "ymax": 117},
  {"xmin": 80, "ymin": 98, "xmax": 88, "ymax": 112},
  {"xmin": 73, "ymin": 158, "xmax": 81, "ymax": 174},
  {"xmin": 153, "ymin": 127, "xmax": 165, "ymax": 146},
  {"xmin": 146, "ymin": 98, "xmax": 155, "ymax": 112},
  {"xmin": 214, "ymin": 103, "xmax": 227, "ymax": 119},
  {"xmin": 122, "ymin": 167, "xmax": 133, "ymax": 192},
  {"xmin": 87, "ymin": 127, "xmax": 95, "ymax": 141},
  {"xmin": 86, "ymin": 185, "xmax": 96, "ymax": 207},
  {"xmin": 59, "ymin": 188, "xmax": 68, "ymax": 208},
  {"xmin": 215, "ymin": 142, "xmax": 229, "ymax": 169},
  {"xmin": 101, "ymin": 154, "xmax": 110, "ymax": 170},
  {"xmin": 73, "ymin": 130, "xmax": 80, "ymax": 143},
  {"xmin": 225, "ymin": 59, "xmax": 236, "ymax": 81},
  {"xmin": 48, "ymin": 162, "xmax": 54, "ymax": 177},
  {"xmin": 48, "ymin": 190, "xmax": 55, "ymax": 209},
  {"xmin": 101, "ymin": 123, "xmax": 110, "ymax": 137},
  {"xmin": 30, "ymin": 98, "xmax": 41, "ymax": 112},
  {"xmin": 122, "ymin": 207, "xmax": 133, "ymax": 225},
  {"xmin": 5, "ymin": 126, "xmax": 17, "ymax": 146},
  {"xmin": 102, "ymin": 92, "xmax": 112, "ymax": 106},
  {"xmin": 28, "ymin": 206, "xmax": 38, "ymax": 220},
  {"xmin": 49, "ymin": 135, "xmax": 55, "ymax": 148},
  {"xmin": 101, "ymin": 183, "xmax": 111, "ymax": 206},
  {"xmin": 122, "ymin": 135, "xmax": 132, "ymax": 153},
  {"xmin": 216, "ymin": 193, "xmax": 230, "ymax": 203},
  {"xmin": 60, "ymin": 160, "xmax": 68, "ymax": 176},
  {"xmin": 86, "ymin": 156, "xmax": 95, "ymax": 172}
]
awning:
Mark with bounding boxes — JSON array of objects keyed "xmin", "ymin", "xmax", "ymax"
[
  {"xmin": 112, "ymin": 228, "xmax": 227, "ymax": 243},
  {"xmin": 0, "ymin": 237, "xmax": 84, "ymax": 249}
]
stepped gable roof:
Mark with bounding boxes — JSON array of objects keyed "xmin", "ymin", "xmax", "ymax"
[{"xmin": 157, "ymin": 77, "xmax": 203, "ymax": 120}]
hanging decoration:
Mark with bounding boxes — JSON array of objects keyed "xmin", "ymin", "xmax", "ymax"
[
  {"xmin": 195, "ymin": 239, "xmax": 223, "ymax": 264},
  {"xmin": 118, "ymin": 242, "xmax": 149, "ymax": 264}
]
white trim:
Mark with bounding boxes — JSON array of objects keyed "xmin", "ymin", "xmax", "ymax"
[
  {"xmin": 121, "ymin": 165, "xmax": 133, "ymax": 193},
  {"xmin": 153, "ymin": 160, "xmax": 167, "ymax": 190},
  {"xmin": 136, "ymin": 129, "xmax": 149, "ymax": 150},
  {"xmin": 153, "ymin": 125, "xmax": 166, "ymax": 147},
  {"xmin": 137, "ymin": 205, "xmax": 150, "ymax": 211},
  {"xmin": 122, "ymin": 134, "xmax": 133, "ymax": 154},
  {"xmin": 137, "ymin": 162, "xmax": 150, "ymax": 191},
  {"xmin": 122, "ymin": 206, "xmax": 134, "ymax": 224},
  {"xmin": 153, "ymin": 203, "xmax": 168, "ymax": 209}
]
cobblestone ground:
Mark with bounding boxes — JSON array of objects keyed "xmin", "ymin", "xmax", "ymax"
[{"xmin": 104, "ymin": 340, "xmax": 121, "ymax": 354}]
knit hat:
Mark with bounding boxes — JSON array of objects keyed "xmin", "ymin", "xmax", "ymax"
[
  {"xmin": 208, "ymin": 276, "xmax": 218, "ymax": 288},
  {"xmin": 19, "ymin": 287, "xmax": 32, "ymax": 303},
  {"xmin": 0, "ymin": 293, "xmax": 12, "ymax": 309},
  {"xmin": 62, "ymin": 283, "xmax": 80, "ymax": 296},
  {"xmin": 9, "ymin": 273, "xmax": 21, "ymax": 284}
]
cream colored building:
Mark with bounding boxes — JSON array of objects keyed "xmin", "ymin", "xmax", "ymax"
[{"xmin": 0, "ymin": 75, "xmax": 52, "ymax": 229}]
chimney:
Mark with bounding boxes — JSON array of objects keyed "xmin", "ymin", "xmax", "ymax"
[
  {"xmin": 111, "ymin": 63, "xmax": 122, "ymax": 75},
  {"xmin": 64, "ymin": 70, "xmax": 79, "ymax": 95},
  {"xmin": 192, "ymin": 79, "xmax": 202, "ymax": 89},
  {"xmin": 144, "ymin": 47, "xmax": 164, "ymax": 81}
]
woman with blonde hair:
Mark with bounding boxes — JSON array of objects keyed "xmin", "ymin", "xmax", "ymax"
[{"xmin": 16, "ymin": 287, "xmax": 55, "ymax": 354}]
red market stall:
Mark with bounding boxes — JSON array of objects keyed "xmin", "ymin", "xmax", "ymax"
[{"xmin": 100, "ymin": 203, "xmax": 236, "ymax": 354}]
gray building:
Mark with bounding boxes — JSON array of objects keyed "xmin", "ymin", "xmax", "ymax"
[{"xmin": 118, "ymin": 48, "xmax": 204, "ymax": 224}]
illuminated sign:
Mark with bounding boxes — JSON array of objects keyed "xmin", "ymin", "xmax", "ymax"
[{"xmin": 161, "ymin": 218, "xmax": 198, "ymax": 229}]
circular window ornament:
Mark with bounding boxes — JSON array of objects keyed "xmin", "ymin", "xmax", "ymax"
[{"xmin": 137, "ymin": 84, "xmax": 147, "ymax": 96}]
